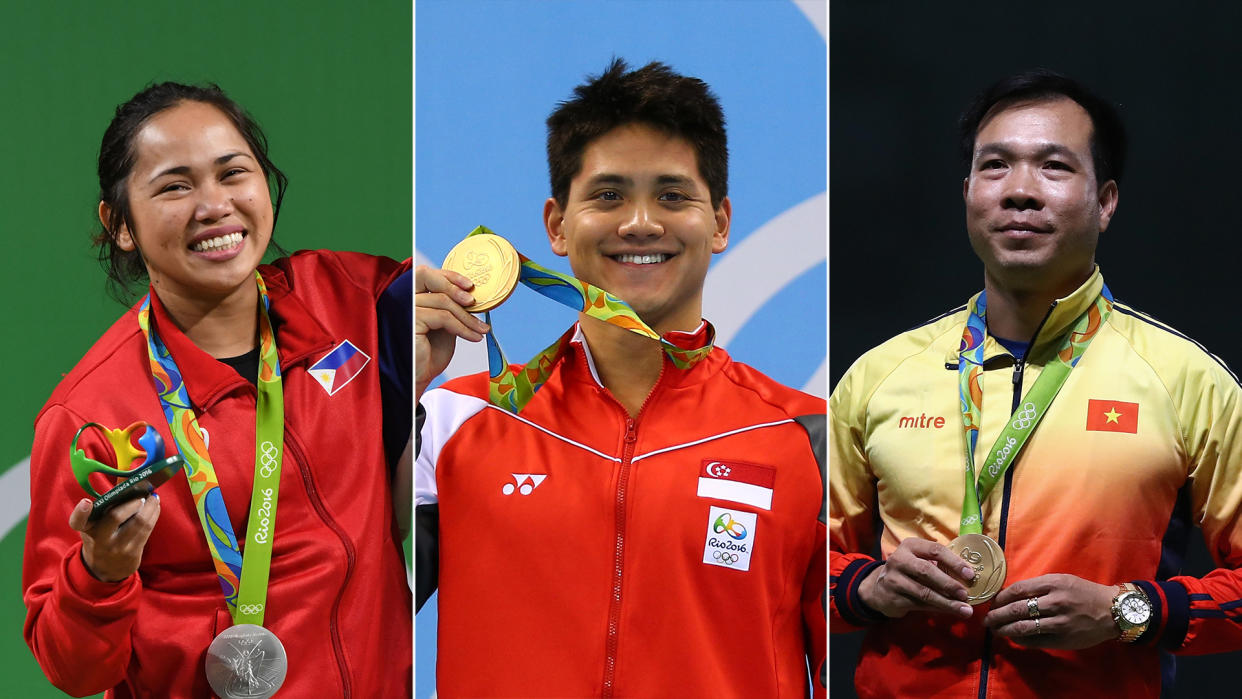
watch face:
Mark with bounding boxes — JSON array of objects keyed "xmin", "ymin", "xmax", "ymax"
[{"xmin": 1121, "ymin": 596, "xmax": 1151, "ymax": 624}]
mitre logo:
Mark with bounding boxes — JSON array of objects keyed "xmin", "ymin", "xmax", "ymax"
[{"xmin": 897, "ymin": 413, "xmax": 946, "ymax": 429}]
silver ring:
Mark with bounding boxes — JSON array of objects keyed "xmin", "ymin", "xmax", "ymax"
[
  {"xmin": 1034, "ymin": 616, "xmax": 1041, "ymax": 634},
  {"xmin": 1026, "ymin": 596, "xmax": 1040, "ymax": 619}
]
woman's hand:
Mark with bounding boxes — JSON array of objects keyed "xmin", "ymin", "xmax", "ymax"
[
  {"xmin": 68, "ymin": 495, "xmax": 161, "ymax": 583},
  {"xmin": 415, "ymin": 265, "xmax": 490, "ymax": 401}
]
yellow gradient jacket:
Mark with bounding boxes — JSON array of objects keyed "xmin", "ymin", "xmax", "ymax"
[{"xmin": 830, "ymin": 269, "xmax": 1242, "ymax": 698}]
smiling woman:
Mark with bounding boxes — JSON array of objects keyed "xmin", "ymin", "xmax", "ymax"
[{"xmin": 21, "ymin": 83, "xmax": 412, "ymax": 698}]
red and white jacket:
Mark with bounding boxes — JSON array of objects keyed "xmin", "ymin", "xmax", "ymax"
[
  {"xmin": 417, "ymin": 324, "xmax": 826, "ymax": 699},
  {"xmin": 24, "ymin": 250, "xmax": 411, "ymax": 698}
]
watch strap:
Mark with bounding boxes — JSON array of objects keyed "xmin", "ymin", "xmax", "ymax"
[{"xmin": 1113, "ymin": 582, "xmax": 1151, "ymax": 643}]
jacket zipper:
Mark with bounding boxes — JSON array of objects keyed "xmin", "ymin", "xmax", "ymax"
[
  {"xmin": 601, "ymin": 361, "xmax": 665, "ymax": 698},
  {"xmin": 977, "ymin": 301, "xmax": 1056, "ymax": 699},
  {"xmin": 286, "ymin": 430, "xmax": 355, "ymax": 698}
]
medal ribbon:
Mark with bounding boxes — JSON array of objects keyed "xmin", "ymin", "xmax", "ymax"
[
  {"xmin": 464, "ymin": 226, "xmax": 715, "ymax": 413},
  {"xmin": 957, "ymin": 285, "xmax": 1113, "ymax": 534},
  {"xmin": 138, "ymin": 271, "xmax": 284, "ymax": 626}
]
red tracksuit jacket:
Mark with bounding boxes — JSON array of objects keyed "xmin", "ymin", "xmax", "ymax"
[
  {"xmin": 24, "ymin": 250, "xmax": 411, "ymax": 698},
  {"xmin": 417, "ymin": 324, "xmax": 827, "ymax": 698}
]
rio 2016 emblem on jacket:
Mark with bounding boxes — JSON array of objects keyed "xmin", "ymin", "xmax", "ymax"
[{"xmin": 702, "ymin": 506, "xmax": 758, "ymax": 571}]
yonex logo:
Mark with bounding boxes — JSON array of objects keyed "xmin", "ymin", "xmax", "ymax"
[
  {"xmin": 1011, "ymin": 402, "xmax": 1038, "ymax": 430},
  {"xmin": 502, "ymin": 473, "xmax": 547, "ymax": 496}
]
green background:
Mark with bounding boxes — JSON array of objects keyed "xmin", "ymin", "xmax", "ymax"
[{"xmin": 2, "ymin": 2, "xmax": 411, "ymax": 695}]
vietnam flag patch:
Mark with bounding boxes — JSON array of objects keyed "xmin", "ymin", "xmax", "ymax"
[{"xmin": 1086, "ymin": 399, "xmax": 1139, "ymax": 433}]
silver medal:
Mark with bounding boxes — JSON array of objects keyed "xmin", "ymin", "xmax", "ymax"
[{"xmin": 205, "ymin": 624, "xmax": 288, "ymax": 698}]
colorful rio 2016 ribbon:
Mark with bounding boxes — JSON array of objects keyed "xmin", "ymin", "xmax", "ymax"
[
  {"xmin": 462, "ymin": 226, "xmax": 715, "ymax": 413},
  {"xmin": 138, "ymin": 271, "xmax": 285, "ymax": 627},
  {"xmin": 956, "ymin": 284, "xmax": 1113, "ymax": 535}
]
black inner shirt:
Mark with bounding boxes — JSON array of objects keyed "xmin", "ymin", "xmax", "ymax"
[{"xmin": 218, "ymin": 347, "xmax": 260, "ymax": 386}]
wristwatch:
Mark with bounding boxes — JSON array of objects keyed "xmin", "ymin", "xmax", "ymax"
[{"xmin": 1110, "ymin": 582, "xmax": 1152, "ymax": 643}]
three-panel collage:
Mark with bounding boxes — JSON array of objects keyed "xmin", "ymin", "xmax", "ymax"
[{"xmin": 9, "ymin": 1, "xmax": 1242, "ymax": 698}]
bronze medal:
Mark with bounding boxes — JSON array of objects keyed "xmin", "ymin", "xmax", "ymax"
[
  {"xmin": 948, "ymin": 533, "xmax": 1006, "ymax": 605},
  {"xmin": 442, "ymin": 233, "xmax": 520, "ymax": 312}
]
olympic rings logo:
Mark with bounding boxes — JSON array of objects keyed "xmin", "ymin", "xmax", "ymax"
[
  {"xmin": 463, "ymin": 251, "xmax": 493, "ymax": 284},
  {"xmin": 713, "ymin": 513, "xmax": 748, "ymax": 540},
  {"xmin": 713, "ymin": 551, "xmax": 740, "ymax": 565},
  {"xmin": 238, "ymin": 603, "xmax": 264, "ymax": 616},
  {"xmin": 1010, "ymin": 402, "xmax": 1038, "ymax": 430},
  {"xmin": 259, "ymin": 441, "xmax": 280, "ymax": 478}
]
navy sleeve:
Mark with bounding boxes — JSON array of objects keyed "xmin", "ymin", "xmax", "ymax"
[{"xmin": 378, "ymin": 269, "xmax": 412, "ymax": 469}]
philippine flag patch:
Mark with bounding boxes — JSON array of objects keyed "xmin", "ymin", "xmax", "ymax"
[
  {"xmin": 696, "ymin": 459, "xmax": 775, "ymax": 511},
  {"xmin": 308, "ymin": 340, "xmax": 370, "ymax": 396}
]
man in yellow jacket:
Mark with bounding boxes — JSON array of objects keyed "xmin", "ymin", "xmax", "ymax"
[{"xmin": 830, "ymin": 69, "xmax": 1242, "ymax": 697}]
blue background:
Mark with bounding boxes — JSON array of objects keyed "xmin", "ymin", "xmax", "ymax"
[{"xmin": 415, "ymin": 1, "xmax": 825, "ymax": 695}]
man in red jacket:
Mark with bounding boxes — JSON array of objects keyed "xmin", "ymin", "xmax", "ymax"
[{"xmin": 416, "ymin": 59, "xmax": 826, "ymax": 698}]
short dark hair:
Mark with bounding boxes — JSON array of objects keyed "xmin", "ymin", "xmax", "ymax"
[
  {"xmin": 94, "ymin": 82, "xmax": 288, "ymax": 302},
  {"xmin": 546, "ymin": 58, "xmax": 728, "ymax": 209},
  {"xmin": 958, "ymin": 69, "xmax": 1126, "ymax": 186}
]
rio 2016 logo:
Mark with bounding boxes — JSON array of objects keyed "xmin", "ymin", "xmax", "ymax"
[{"xmin": 713, "ymin": 512, "xmax": 748, "ymax": 540}]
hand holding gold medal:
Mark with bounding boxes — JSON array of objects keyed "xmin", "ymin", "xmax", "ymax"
[
  {"xmin": 948, "ymin": 532, "xmax": 1007, "ymax": 605},
  {"xmin": 414, "ymin": 230, "xmax": 519, "ymax": 405},
  {"xmin": 856, "ymin": 537, "xmax": 979, "ymax": 619},
  {"xmin": 428, "ymin": 226, "xmax": 715, "ymax": 414},
  {"xmin": 441, "ymin": 232, "xmax": 521, "ymax": 312}
]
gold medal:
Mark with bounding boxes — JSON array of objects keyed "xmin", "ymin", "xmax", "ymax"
[
  {"xmin": 442, "ymin": 233, "xmax": 520, "ymax": 312},
  {"xmin": 948, "ymin": 533, "xmax": 1006, "ymax": 605}
]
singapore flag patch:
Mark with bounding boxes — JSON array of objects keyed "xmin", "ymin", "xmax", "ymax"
[
  {"xmin": 696, "ymin": 459, "xmax": 775, "ymax": 510},
  {"xmin": 309, "ymin": 340, "xmax": 370, "ymax": 396}
]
